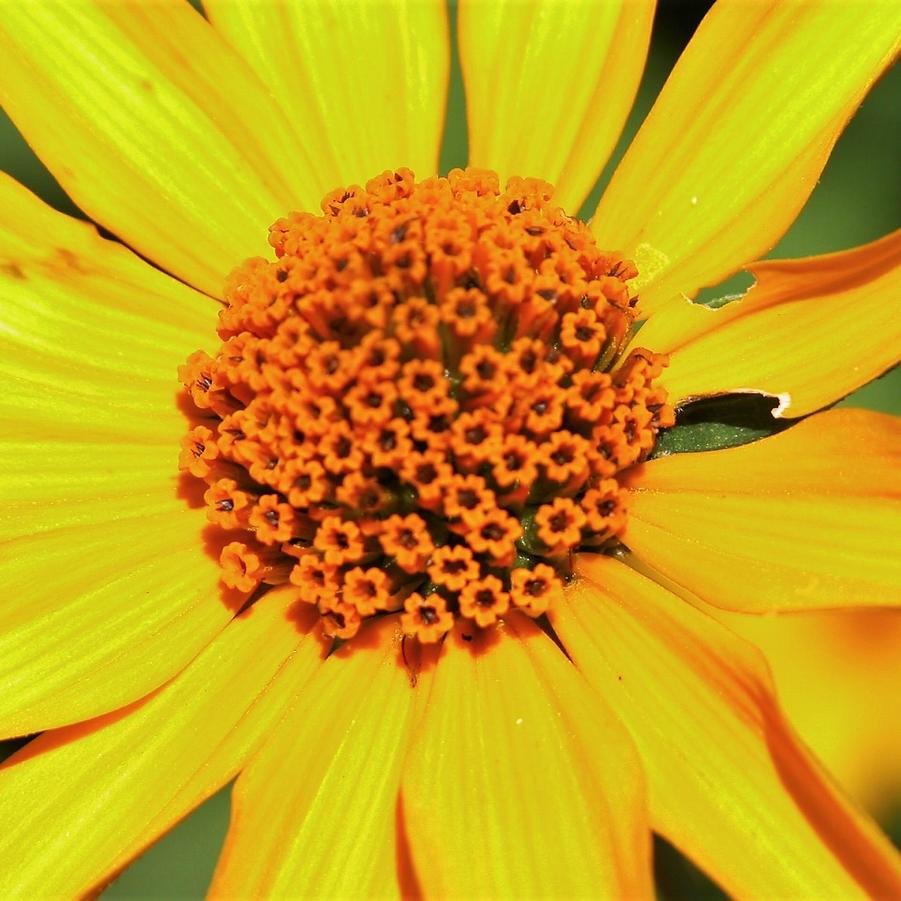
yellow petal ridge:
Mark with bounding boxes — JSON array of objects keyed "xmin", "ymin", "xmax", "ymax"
[
  {"xmin": 592, "ymin": 0, "xmax": 901, "ymax": 315},
  {"xmin": 0, "ymin": 588, "xmax": 323, "ymax": 898},
  {"xmin": 551, "ymin": 555, "xmax": 901, "ymax": 899},
  {"xmin": 720, "ymin": 607, "xmax": 901, "ymax": 818},
  {"xmin": 460, "ymin": 0, "xmax": 654, "ymax": 214},
  {"xmin": 639, "ymin": 229, "xmax": 901, "ymax": 416},
  {"xmin": 210, "ymin": 618, "xmax": 421, "ymax": 900},
  {"xmin": 624, "ymin": 408, "xmax": 901, "ymax": 613},
  {"xmin": 0, "ymin": 1, "xmax": 322, "ymax": 295},
  {"xmin": 204, "ymin": 0, "xmax": 450, "ymax": 195},
  {"xmin": 402, "ymin": 615, "xmax": 652, "ymax": 898},
  {"xmin": 0, "ymin": 175, "xmax": 234, "ymax": 736}
]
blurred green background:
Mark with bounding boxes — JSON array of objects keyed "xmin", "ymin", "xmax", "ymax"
[{"xmin": 0, "ymin": 0, "xmax": 897, "ymax": 898}]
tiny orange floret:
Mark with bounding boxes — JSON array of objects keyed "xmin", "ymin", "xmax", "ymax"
[
  {"xmin": 450, "ymin": 410, "xmax": 503, "ymax": 470},
  {"xmin": 220, "ymin": 541, "xmax": 268, "ymax": 593},
  {"xmin": 400, "ymin": 450, "xmax": 454, "ymax": 512},
  {"xmin": 379, "ymin": 513, "xmax": 435, "ymax": 574},
  {"xmin": 203, "ymin": 478, "xmax": 251, "ymax": 530},
  {"xmin": 345, "ymin": 379, "xmax": 399, "ymax": 428},
  {"xmin": 358, "ymin": 334, "xmax": 402, "ymax": 381},
  {"xmin": 319, "ymin": 598, "xmax": 363, "ymax": 640},
  {"xmin": 362, "ymin": 418, "xmax": 414, "ymax": 470},
  {"xmin": 314, "ymin": 516, "xmax": 367, "ymax": 566},
  {"xmin": 393, "ymin": 298, "xmax": 441, "ymax": 359},
  {"xmin": 289, "ymin": 553, "xmax": 339, "ymax": 605},
  {"xmin": 179, "ymin": 425, "xmax": 220, "ymax": 479},
  {"xmin": 397, "ymin": 359, "xmax": 449, "ymax": 410},
  {"xmin": 249, "ymin": 494, "xmax": 297, "ymax": 545},
  {"xmin": 319, "ymin": 422, "xmax": 364, "ymax": 477},
  {"xmin": 343, "ymin": 566, "xmax": 394, "ymax": 616},
  {"xmin": 580, "ymin": 481, "xmax": 627, "ymax": 541},
  {"xmin": 535, "ymin": 497, "xmax": 587, "ymax": 557},
  {"xmin": 518, "ymin": 385, "xmax": 566, "ymax": 438},
  {"xmin": 442, "ymin": 473, "xmax": 494, "ymax": 528},
  {"xmin": 401, "ymin": 593, "xmax": 454, "ymax": 644},
  {"xmin": 559, "ymin": 308, "xmax": 606, "ymax": 367},
  {"xmin": 178, "ymin": 350, "xmax": 217, "ymax": 410},
  {"xmin": 459, "ymin": 345, "xmax": 508, "ymax": 400},
  {"xmin": 440, "ymin": 287, "xmax": 497, "ymax": 345},
  {"xmin": 589, "ymin": 424, "xmax": 638, "ymax": 478},
  {"xmin": 465, "ymin": 507, "xmax": 522, "ymax": 568},
  {"xmin": 566, "ymin": 370, "xmax": 615, "ymax": 424},
  {"xmin": 510, "ymin": 564, "xmax": 562, "ymax": 617},
  {"xmin": 409, "ymin": 396, "xmax": 458, "ymax": 449},
  {"xmin": 506, "ymin": 338, "xmax": 547, "ymax": 389},
  {"xmin": 282, "ymin": 458, "xmax": 331, "ymax": 508},
  {"xmin": 242, "ymin": 440, "xmax": 282, "ymax": 489},
  {"xmin": 306, "ymin": 341, "xmax": 360, "ymax": 395},
  {"xmin": 427, "ymin": 545, "xmax": 481, "ymax": 593},
  {"xmin": 489, "ymin": 434, "xmax": 540, "ymax": 505},
  {"xmin": 538, "ymin": 430, "xmax": 592, "ymax": 492},
  {"xmin": 459, "ymin": 575, "xmax": 511, "ymax": 629}
]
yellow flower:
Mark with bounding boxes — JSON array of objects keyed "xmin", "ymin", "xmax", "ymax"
[{"xmin": 0, "ymin": 1, "xmax": 899, "ymax": 899}]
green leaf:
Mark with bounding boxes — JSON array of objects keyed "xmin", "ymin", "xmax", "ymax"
[{"xmin": 652, "ymin": 394, "xmax": 793, "ymax": 457}]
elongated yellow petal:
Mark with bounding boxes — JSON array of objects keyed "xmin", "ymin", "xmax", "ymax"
[
  {"xmin": 205, "ymin": 0, "xmax": 449, "ymax": 193},
  {"xmin": 551, "ymin": 556, "xmax": 901, "ymax": 899},
  {"xmin": 210, "ymin": 619, "xmax": 418, "ymax": 899},
  {"xmin": 624, "ymin": 408, "xmax": 901, "ymax": 612},
  {"xmin": 0, "ymin": 175, "xmax": 214, "ymax": 442},
  {"xmin": 0, "ymin": 176, "xmax": 231, "ymax": 736},
  {"xmin": 0, "ymin": 589, "xmax": 323, "ymax": 899},
  {"xmin": 592, "ymin": 0, "xmax": 901, "ymax": 315},
  {"xmin": 640, "ymin": 230, "xmax": 901, "ymax": 416},
  {"xmin": 720, "ymin": 607, "xmax": 901, "ymax": 817},
  {"xmin": 0, "ymin": 1, "xmax": 321, "ymax": 296},
  {"xmin": 0, "ymin": 511, "xmax": 237, "ymax": 738},
  {"xmin": 460, "ymin": 0, "xmax": 654, "ymax": 213},
  {"xmin": 0, "ymin": 442, "xmax": 185, "ymax": 541},
  {"xmin": 402, "ymin": 615, "xmax": 652, "ymax": 899}
]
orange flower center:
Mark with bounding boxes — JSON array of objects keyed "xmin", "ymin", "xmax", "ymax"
[{"xmin": 178, "ymin": 168, "xmax": 674, "ymax": 644}]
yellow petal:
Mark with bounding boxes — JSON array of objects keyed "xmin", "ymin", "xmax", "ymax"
[
  {"xmin": 625, "ymin": 408, "xmax": 901, "ymax": 612},
  {"xmin": 0, "ymin": 174, "xmax": 214, "ymax": 442},
  {"xmin": 0, "ymin": 177, "xmax": 234, "ymax": 736},
  {"xmin": 205, "ymin": 0, "xmax": 449, "ymax": 193},
  {"xmin": 720, "ymin": 607, "xmax": 901, "ymax": 818},
  {"xmin": 0, "ymin": 1, "xmax": 321, "ymax": 296},
  {"xmin": 402, "ymin": 614, "xmax": 652, "ymax": 899},
  {"xmin": 460, "ymin": 0, "xmax": 654, "ymax": 213},
  {"xmin": 592, "ymin": 0, "xmax": 901, "ymax": 315},
  {"xmin": 210, "ymin": 618, "xmax": 419, "ymax": 899},
  {"xmin": 551, "ymin": 556, "xmax": 901, "ymax": 898},
  {"xmin": 640, "ymin": 230, "xmax": 901, "ymax": 416},
  {"xmin": 0, "ymin": 588, "xmax": 323, "ymax": 899},
  {"xmin": 0, "ymin": 509, "xmax": 237, "ymax": 738},
  {"xmin": 0, "ymin": 441, "xmax": 186, "ymax": 541}
]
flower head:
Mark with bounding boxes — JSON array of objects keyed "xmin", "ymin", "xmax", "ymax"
[
  {"xmin": 0, "ymin": 0, "xmax": 900, "ymax": 898},
  {"xmin": 178, "ymin": 168, "xmax": 674, "ymax": 642}
]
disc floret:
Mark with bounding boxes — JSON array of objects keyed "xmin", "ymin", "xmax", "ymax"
[{"xmin": 178, "ymin": 168, "xmax": 674, "ymax": 643}]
